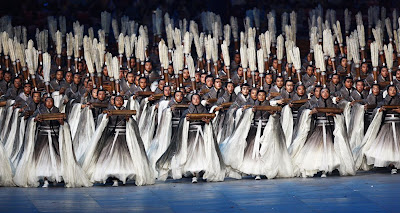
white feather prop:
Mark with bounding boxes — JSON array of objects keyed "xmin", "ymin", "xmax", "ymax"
[
  {"xmin": 25, "ymin": 46, "xmax": 36, "ymax": 75},
  {"xmin": 173, "ymin": 28, "xmax": 182, "ymax": 48},
  {"xmin": 333, "ymin": 21, "xmax": 343, "ymax": 45},
  {"xmin": 98, "ymin": 41, "xmax": 105, "ymax": 67},
  {"xmin": 349, "ymin": 37, "xmax": 360, "ymax": 64},
  {"xmin": 240, "ymin": 44, "xmax": 248, "ymax": 69},
  {"xmin": 230, "ymin": 16, "xmax": 239, "ymax": 41},
  {"xmin": 66, "ymin": 33, "xmax": 75, "ymax": 57},
  {"xmin": 137, "ymin": 35, "xmax": 146, "ymax": 62},
  {"xmin": 85, "ymin": 50, "xmax": 94, "ymax": 74},
  {"xmin": 268, "ymin": 13, "xmax": 276, "ymax": 43},
  {"xmin": 183, "ymin": 32, "xmax": 191, "ymax": 55},
  {"xmin": 112, "ymin": 56, "xmax": 120, "ymax": 80},
  {"xmin": 224, "ymin": 24, "xmax": 231, "ymax": 46},
  {"xmin": 314, "ymin": 44, "xmax": 326, "ymax": 71},
  {"xmin": 265, "ymin": 31, "xmax": 271, "ymax": 56},
  {"xmin": 105, "ymin": 53, "xmax": 113, "ymax": 78},
  {"xmin": 2, "ymin": 32, "xmax": 9, "ymax": 56},
  {"xmin": 101, "ymin": 11, "xmax": 111, "ymax": 34},
  {"xmin": 395, "ymin": 30, "xmax": 400, "ymax": 53},
  {"xmin": 211, "ymin": 37, "xmax": 218, "ymax": 64},
  {"xmin": 112, "ymin": 19, "xmax": 119, "ymax": 40},
  {"xmin": 323, "ymin": 29, "xmax": 335, "ymax": 58},
  {"xmin": 186, "ymin": 55, "xmax": 195, "ymax": 78},
  {"xmin": 257, "ymin": 49, "xmax": 264, "ymax": 74},
  {"xmin": 357, "ymin": 25, "xmax": 366, "ymax": 47},
  {"xmin": 94, "ymin": 50, "xmax": 102, "ymax": 74},
  {"xmin": 124, "ymin": 36, "xmax": 132, "ymax": 59},
  {"xmin": 385, "ymin": 18, "xmax": 393, "ymax": 40},
  {"xmin": 356, "ymin": 12, "xmax": 363, "ymax": 26},
  {"xmin": 384, "ymin": 43, "xmax": 394, "ymax": 70},
  {"xmin": 166, "ymin": 24, "xmax": 174, "ymax": 49},
  {"xmin": 118, "ymin": 33, "xmax": 125, "ymax": 55},
  {"xmin": 291, "ymin": 46, "xmax": 301, "ymax": 70},
  {"xmin": 253, "ymin": 8, "xmax": 260, "ymax": 29},
  {"xmin": 194, "ymin": 32, "xmax": 204, "ymax": 59},
  {"xmin": 130, "ymin": 34, "xmax": 136, "ymax": 56},
  {"xmin": 276, "ymin": 34, "xmax": 284, "ymax": 61},
  {"xmin": 47, "ymin": 16, "xmax": 57, "ymax": 44},
  {"xmin": 372, "ymin": 28, "xmax": 383, "ymax": 51},
  {"xmin": 285, "ymin": 40, "xmax": 294, "ymax": 64},
  {"xmin": 205, "ymin": 35, "xmax": 212, "ymax": 62},
  {"xmin": 393, "ymin": 9, "xmax": 398, "ymax": 30},
  {"xmin": 172, "ymin": 45, "xmax": 183, "ymax": 75},
  {"xmin": 282, "ymin": 12, "xmax": 288, "ymax": 35},
  {"xmin": 259, "ymin": 33, "xmax": 266, "ymax": 58},
  {"xmin": 88, "ymin": 27, "xmax": 94, "ymax": 41},
  {"xmin": 98, "ymin": 29, "xmax": 106, "ymax": 46},
  {"xmin": 221, "ymin": 40, "xmax": 230, "ymax": 67},
  {"xmin": 42, "ymin": 52, "xmax": 51, "ymax": 83},
  {"xmin": 56, "ymin": 30, "xmax": 62, "ymax": 55},
  {"xmin": 370, "ymin": 41, "xmax": 379, "ymax": 67},
  {"xmin": 16, "ymin": 42, "xmax": 26, "ymax": 67},
  {"xmin": 8, "ymin": 38, "xmax": 15, "ymax": 62},
  {"xmin": 158, "ymin": 39, "xmax": 169, "ymax": 68}
]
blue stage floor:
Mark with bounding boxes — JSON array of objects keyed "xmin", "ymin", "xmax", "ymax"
[{"xmin": 1, "ymin": 171, "xmax": 399, "ymax": 212}]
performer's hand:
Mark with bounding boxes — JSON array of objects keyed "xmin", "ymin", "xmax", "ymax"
[
  {"xmin": 276, "ymin": 99, "xmax": 284, "ymax": 105},
  {"xmin": 252, "ymin": 107, "xmax": 256, "ymax": 112},
  {"xmin": 81, "ymin": 104, "xmax": 87, "ymax": 108},
  {"xmin": 364, "ymin": 104, "xmax": 368, "ymax": 110},
  {"xmin": 379, "ymin": 106, "xmax": 386, "ymax": 112},
  {"xmin": 125, "ymin": 115, "xmax": 130, "ymax": 121},
  {"xmin": 393, "ymin": 108, "xmax": 400, "ymax": 114},
  {"xmin": 59, "ymin": 119, "xmax": 64, "ymax": 125},
  {"xmin": 202, "ymin": 117, "xmax": 211, "ymax": 124},
  {"xmin": 326, "ymin": 112, "xmax": 335, "ymax": 117},
  {"xmin": 59, "ymin": 88, "xmax": 65, "ymax": 94},
  {"xmin": 132, "ymin": 95, "xmax": 136, "ymax": 99},
  {"xmin": 155, "ymin": 103, "xmax": 159, "ymax": 109},
  {"xmin": 336, "ymin": 97, "xmax": 342, "ymax": 102},
  {"xmin": 35, "ymin": 116, "xmax": 42, "ymax": 122},
  {"xmin": 289, "ymin": 103, "xmax": 293, "ymax": 108},
  {"xmin": 148, "ymin": 95, "xmax": 155, "ymax": 101},
  {"xmin": 310, "ymin": 108, "xmax": 317, "ymax": 115},
  {"xmin": 350, "ymin": 101, "xmax": 356, "ymax": 106}
]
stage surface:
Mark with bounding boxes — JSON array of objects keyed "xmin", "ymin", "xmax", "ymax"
[{"xmin": 1, "ymin": 171, "xmax": 399, "ymax": 212}]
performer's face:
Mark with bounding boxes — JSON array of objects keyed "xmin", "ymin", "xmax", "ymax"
[
  {"xmin": 14, "ymin": 78, "xmax": 22, "ymax": 89},
  {"xmin": 272, "ymin": 60, "xmax": 278, "ymax": 69},
  {"xmin": 237, "ymin": 67, "xmax": 243, "ymax": 76},
  {"xmin": 321, "ymin": 89, "xmax": 330, "ymax": 99},
  {"xmin": 250, "ymin": 89, "xmax": 258, "ymax": 100},
  {"xmin": 168, "ymin": 65, "xmax": 174, "ymax": 75},
  {"xmin": 145, "ymin": 62, "xmax": 152, "ymax": 71},
  {"xmin": 45, "ymin": 99, "xmax": 54, "ymax": 109},
  {"xmin": 115, "ymin": 97, "xmax": 124, "ymax": 107},
  {"xmin": 265, "ymin": 74, "xmax": 272, "ymax": 84},
  {"xmin": 215, "ymin": 79, "xmax": 222, "ymax": 89},
  {"xmin": 175, "ymin": 92, "xmax": 183, "ymax": 103},
  {"xmin": 388, "ymin": 86, "xmax": 397, "ymax": 97},
  {"xmin": 56, "ymin": 71, "xmax": 64, "ymax": 81},
  {"xmin": 257, "ymin": 92, "xmax": 266, "ymax": 102},
  {"xmin": 201, "ymin": 74, "xmax": 207, "ymax": 84},
  {"xmin": 24, "ymin": 84, "xmax": 31, "ymax": 94},
  {"xmin": 381, "ymin": 68, "xmax": 388, "ymax": 77},
  {"xmin": 344, "ymin": 79, "xmax": 353, "ymax": 88},
  {"xmin": 396, "ymin": 71, "xmax": 400, "ymax": 80},
  {"xmin": 92, "ymin": 89, "xmax": 98, "ymax": 98},
  {"xmin": 241, "ymin": 86, "xmax": 249, "ymax": 96},
  {"xmin": 33, "ymin": 93, "xmax": 41, "ymax": 103},
  {"xmin": 73, "ymin": 75, "xmax": 81, "ymax": 85},
  {"xmin": 129, "ymin": 58, "xmax": 136, "ymax": 68},
  {"xmin": 4, "ymin": 73, "xmax": 11, "ymax": 82},
  {"xmin": 139, "ymin": 78, "xmax": 147, "ymax": 89},
  {"xmin": 127, "ymin": 73, "xmax": 135, "ymax": 84},
  {"xmin": 163, "ymin": 86, "xmax": 171, "ymax": 96},
  {"xmin": 341, "ymin": 58, "xmax": 347, "ymax": 67},
  {"xmin": 158, "ymin": 80, "xmax": 165, "ymax": 90},
  {"xmin": 285, "ymin": 81, "xmax": 294, "ymax": 93},
  {"xmin": 98, "ymin": 91, "xmax": 106, "ymax": 101},
  {"xmin": 276, "ymin": 78, "xmax": 284, "ymax": 87},
  {"xmin": 192, "ymin": 95, "xmax": 200, "ymax": 105},
  {"xmin": 356, "ymin": 82, "xmax": 364, "ymax": 92},
  {"xmin": 306, "ymin": 67, "xmax": 313, "ymax": 76},
  {"xmin": 314, "ymin": 88, "xmax": 321, "ymax": 98},
  {"xmin": 195, "ymin": 72, "xmax": 201, "ymax": 82},
  {"xmin": 332, "ymin": 75, "xmax": 339, "ymax": 84},
  {"xmin": 226, "ymin": 83, "xmax": 234, "ymax": 94},
  {"xmin": 65, "ymin": 72, "xmax": 73, "ymax": 83},
  {"xmin": 372, "ymin": 85, "xmax": 380, "ymax": 95},
  {"xmin": 234, "ymin": 54, "xmax": 240, "ymax": 63},
  {"xmin": 206, "ymin": 77, "xmax": 214, "ymax": 87},
  {"xmin": 297, "ymin": 86, "xmax": 305, "ymax": 96},
  {"xmin": 183, "ymin": 69, "xmax": 190, "ymax": 79},
  {"xmin": 361, "ymin": 64, "xmax": 368, "ymax": 73}
]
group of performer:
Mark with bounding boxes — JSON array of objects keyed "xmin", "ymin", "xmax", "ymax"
[{"xmin": 0, "ymin": 5, "xmax": 399, "ymax": 188}]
